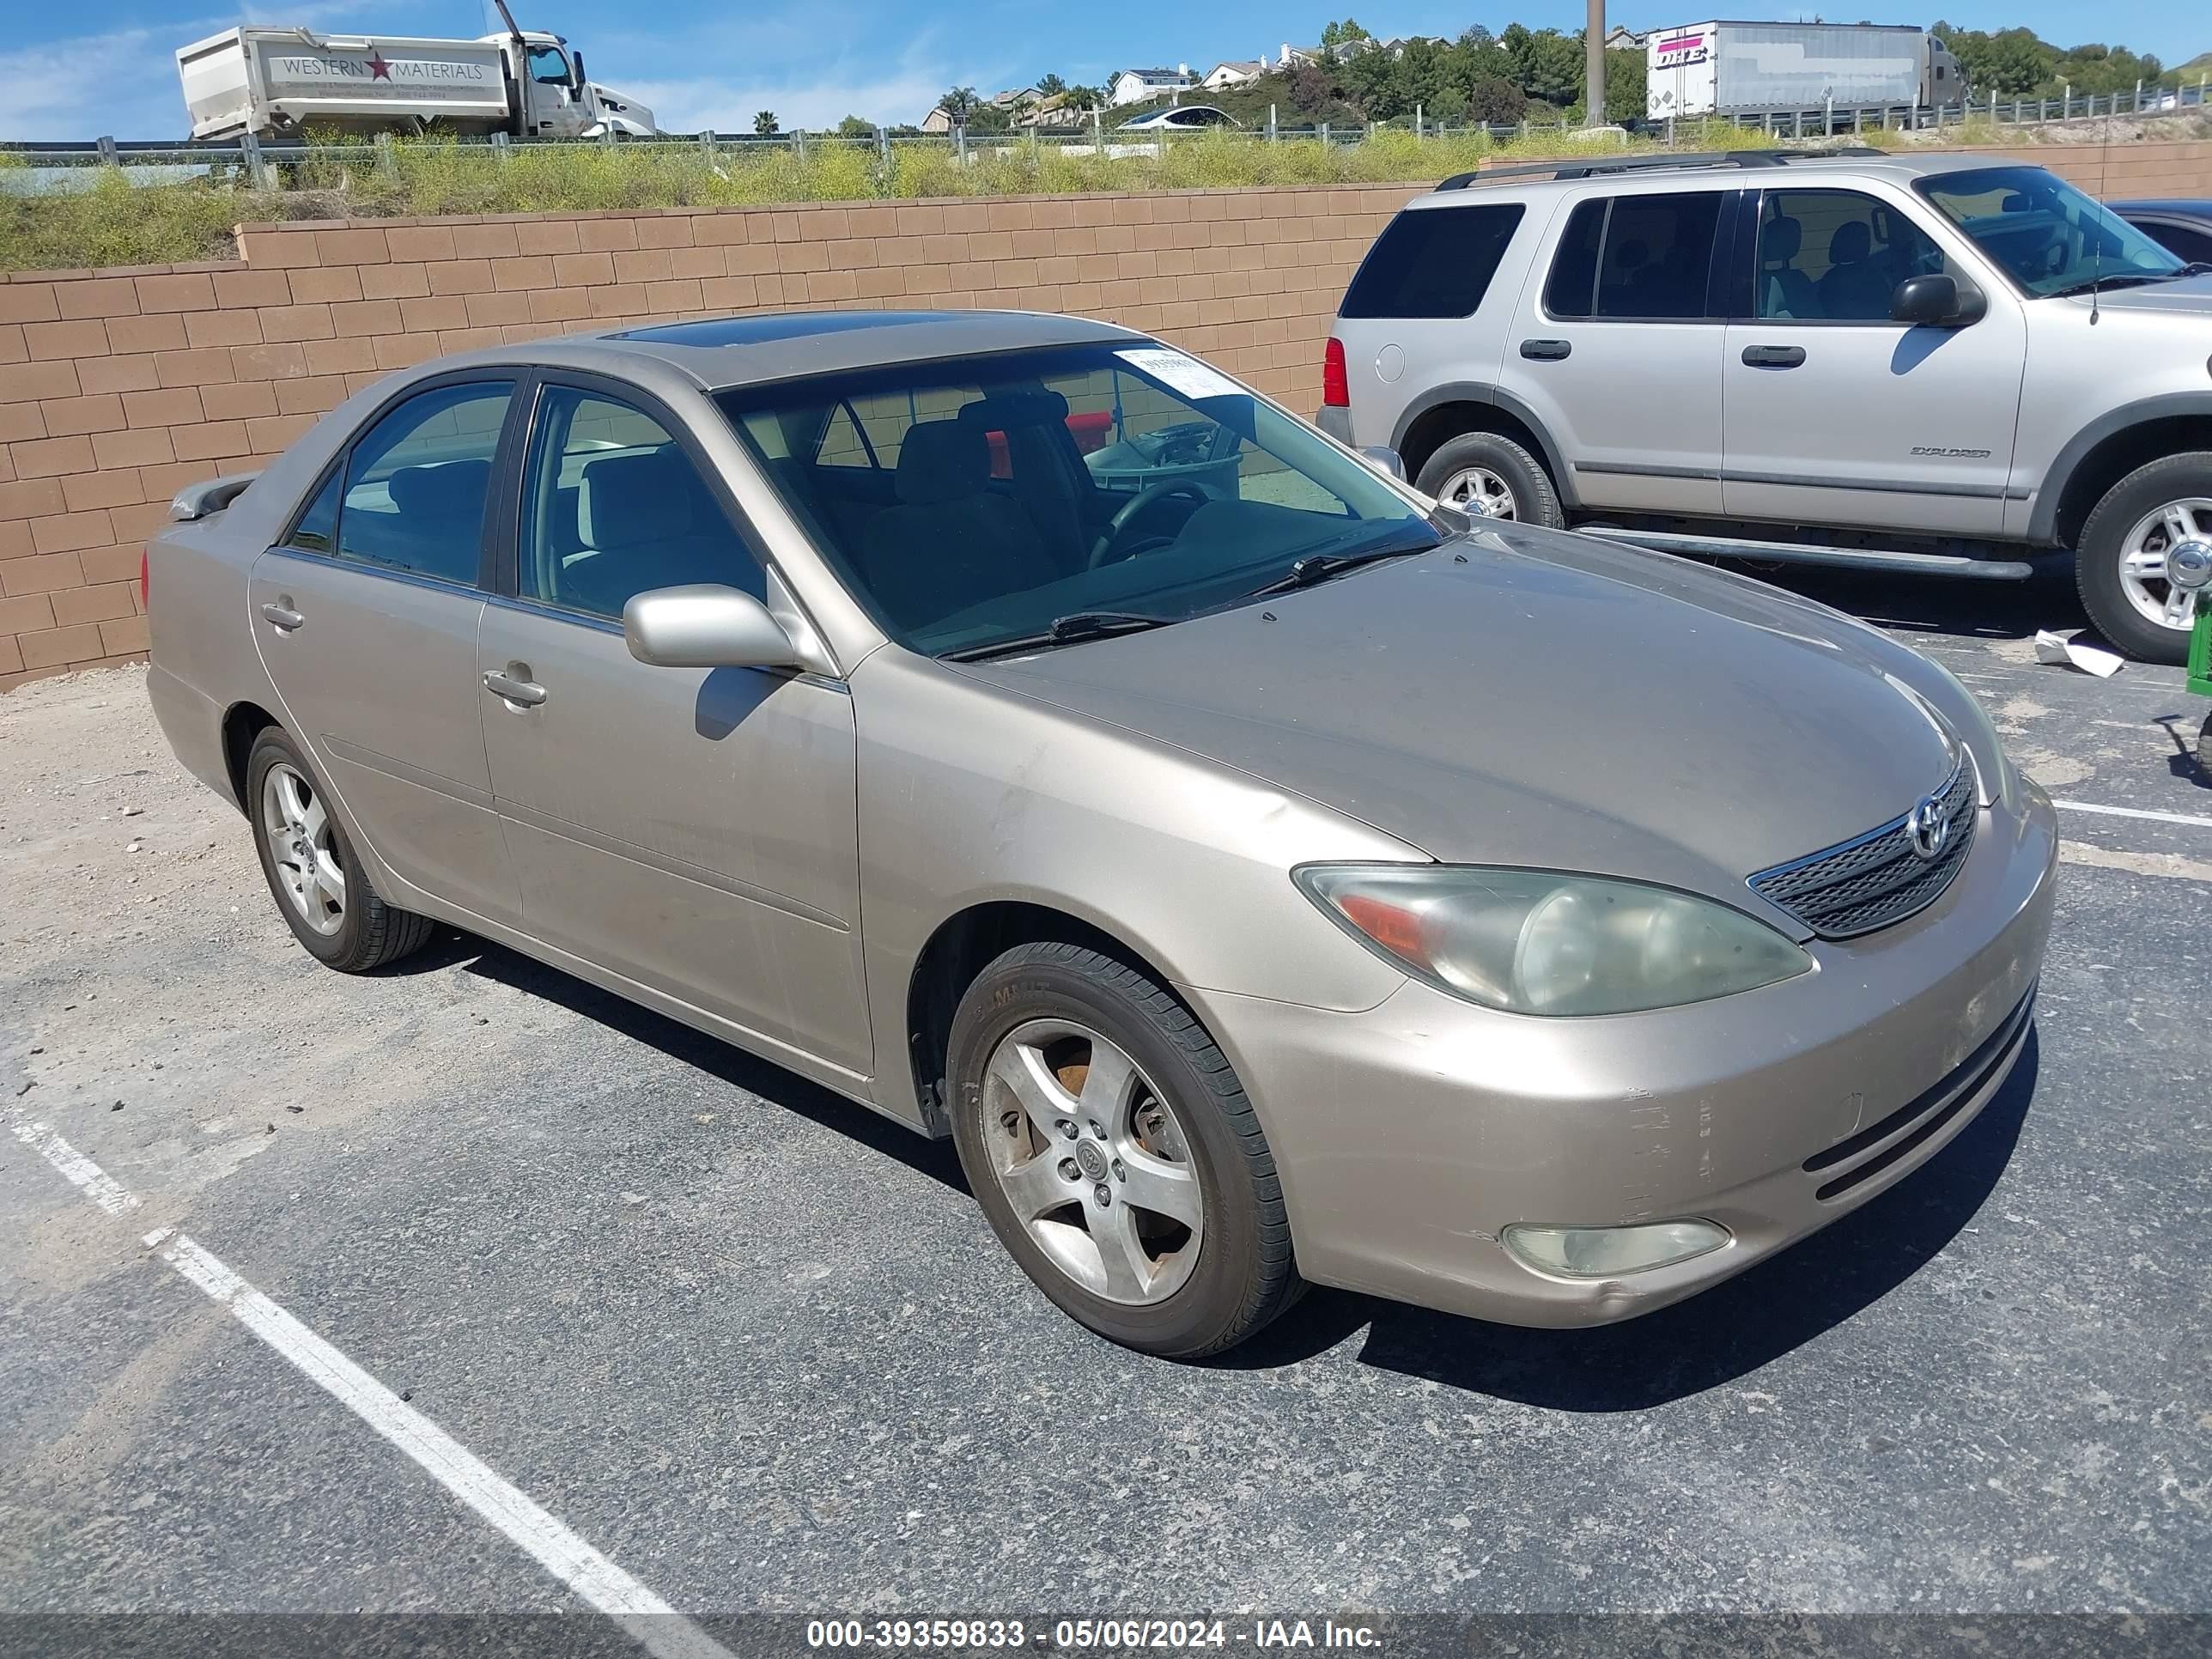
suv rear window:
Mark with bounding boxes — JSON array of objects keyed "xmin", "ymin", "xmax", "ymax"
[
  {"xmin": 1340, "ymin": 203, "xmax": 1527, "ymax": 319},
  {"xmin": 1543, "ymin": 191, "xmax": 1725, "ymax": 322}
]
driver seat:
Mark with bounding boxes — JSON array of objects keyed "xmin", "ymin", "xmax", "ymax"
[{"xmin": 859, "ymin": 420, "xmax": 1040, "ymax": 631}]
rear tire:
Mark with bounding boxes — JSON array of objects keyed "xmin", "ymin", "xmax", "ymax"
[
  {"xmin": 245, "ymin": 728, "xmax": 436, "ymax": 974},
  {"xmin": 2074, "ymin": 452, "xmax": 2212, "ymax": 665},
  {"xmin": 1417, "ymin": 430, "xmax": 1565, "ymax": 527},
  {"xmin": 945, "ymin": 941, "xmax": 1302, "ymax": 1358}
]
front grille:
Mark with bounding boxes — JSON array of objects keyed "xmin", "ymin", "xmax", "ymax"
[
  {"xmin": 1748, "ymin": 757, "xmax": 1978, "ymax": 939},
  {"xmin": 1802, "ymin": 988, "xmax": 2034, "ymax": 1201}
]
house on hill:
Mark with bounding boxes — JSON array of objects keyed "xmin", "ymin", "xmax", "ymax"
[{"xmin": 1109, "ymin": 65, "xmax": 1194, "ymax": 106}]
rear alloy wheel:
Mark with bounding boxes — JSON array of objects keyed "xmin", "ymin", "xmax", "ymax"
[
  {"xmin": 244, "ymin": 727, "xmax": 437, "ymax": 973},
  {"xmin": 2075, "ymin": 453, "xmax": 2212, "ymax": 664},
  {"xmin": 1415, "ymin": 430, "xmax": 1564, "ymax": 528},
  {"xmin": 946, "ymin": 942, "xmax": 1301, "ymax": 1357}
]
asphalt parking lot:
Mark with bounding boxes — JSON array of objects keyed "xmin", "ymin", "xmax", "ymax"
[{"xmin": 3, "ymin": 561, "xmax": 2209, "ymax": 1641}]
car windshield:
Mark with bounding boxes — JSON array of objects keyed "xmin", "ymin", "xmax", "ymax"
[
  {"xmin": 1916, "ymin": 166, "xmax": 2185, "ymax": 297},
  {"xmin": 716, "ymin": 343, "xmax": 1437, "ymax": 657}
]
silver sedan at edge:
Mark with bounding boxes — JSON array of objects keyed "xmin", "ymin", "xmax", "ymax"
[{"xmin": 143, "ymin": 309, "xmax": 2057, "ymax": 1357}]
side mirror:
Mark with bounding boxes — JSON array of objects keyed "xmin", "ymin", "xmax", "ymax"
[
  {"xmin": 1358, "ymin": 445, "xmax": 1407, "ymax": 481},
  {"xmin": 623, "ymin": 585, "xmax": 801, "ymax": 670},
  {"xmin": 1891, "ymin": 273, "xmax": 1984, "ymax": 327},
  {"xmin": 570, "ymin": 50, "xmax": 586, "ymax": 90}
]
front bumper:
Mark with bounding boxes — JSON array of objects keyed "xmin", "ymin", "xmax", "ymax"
[{"xmin": 1186, "ymin": 781, "xmax": 2060, "ymax": 1328}]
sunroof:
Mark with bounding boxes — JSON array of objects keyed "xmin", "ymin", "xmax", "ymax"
[{"xmin": 611, "ymin": 312, "xmax": 949, "ymax": 348}]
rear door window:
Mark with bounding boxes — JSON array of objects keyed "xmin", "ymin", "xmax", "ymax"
[
  {"xmin": 1544, "ymin": 191, "xmax": 1726, "ymax": 321},
  {"xmin": 337, "ymin": 382, "xmax": 513, "ymax": 586},
  {"xmin": 1340, "ymin": 204, "xmax": 1527, "ymax": 319}
]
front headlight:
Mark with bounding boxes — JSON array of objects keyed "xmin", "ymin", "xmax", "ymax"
[{"xmin": 1296, "ymin": 865, "xmax": 1813, "ymax": 1017}]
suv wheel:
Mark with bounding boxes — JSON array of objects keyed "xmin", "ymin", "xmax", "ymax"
[
  {"xmin": 945, "ymin": 941, "xmax": 1302, "ymax": 1358},
  {"xmin": 2075, "ymin": 453, "xmax": 2212, "ymax": 664},
  {"xmin": 1416, "ymin": 432, "xmax": 1563, "ymax": 527}
]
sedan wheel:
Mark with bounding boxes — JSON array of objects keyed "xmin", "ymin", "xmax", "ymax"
[
  {"xmin": 980, "ymin": 1018, "xmax": 1203, "ymax": 1305},
  {"xmin": 1436, "ymin": 464, "xmax": 1519, "ymax": 520},
  {"xmin": 261, "ymin": 761, "xmax": 345, "ymax": 936},
  {"xmin": 945, "ymin": 941, "xmax": 1303, "ymax": 1357}
]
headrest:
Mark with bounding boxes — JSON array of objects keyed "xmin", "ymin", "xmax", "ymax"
[
  {"xmin": 1829, "ymin": 220, "xmax": 1873, "ymax": 264},
  {"xmin": 896, "ymin": 420, "xmax": 988, "ymax": 505},
  {"xmin": 958, "ymin": 390, "xmax": 1072, "ymax": 430},
  {"xmin": 1762, "ymin": 216, "xmax": 1802, "ymax": 264},
  {"xmin": 386, "ymin": 459, "xmax": 490, "ymax": 521},
  {"xmin": 582, "ymin": 448, "xmax": 697, "ymax": 546}
]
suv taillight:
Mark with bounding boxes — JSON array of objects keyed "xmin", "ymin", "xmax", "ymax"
[
  {"xmin": 1322, "ymin": 336, "xmax": 1349, "ymax": 408},
  {"xmin": 139, "ymin": 550, "xmax": 149, "ymax": 611}
]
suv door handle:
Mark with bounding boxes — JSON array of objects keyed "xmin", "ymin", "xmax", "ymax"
[
  {"xmin": 259, "ymin": 600, "xmax": 304, "ymax": 631},
  {"xmin": 1741, "ymin": 344, "xmax": 1808, "ymax": 368},
  {"xmin": 483, "ymin": 668, "xmax": 547, "ymax": 707},
  {"xmin": 1519, "ymin": 338, "xmax": 1572, "ymax": 361}
]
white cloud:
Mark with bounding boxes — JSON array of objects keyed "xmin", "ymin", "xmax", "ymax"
[{"xmin": 621, "ymin": 66, "xmax": 960, "ymax": 133}]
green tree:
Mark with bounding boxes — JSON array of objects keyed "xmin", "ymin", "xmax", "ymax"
[
  {"xmin": 752, "ymin": 109, "xmax": 779, "ymax": 135},
  {"xmin": 1602, "ymin": 46, "xmax": 1645, "ymax": 123},
  {"xmin": 1036, "ymin": 73, "xmax": 1067, "ymax": 97},
  {"xmin": 1465, "ymin": 76, "xmax": 1528, "ymax": 125},
  {"xmin": 835, "ymin": 113, "xmax": 874, "ymax": 138},
  {"xmin": 939, "ymin": 86, "xmax": 980, "ymax": 118}
]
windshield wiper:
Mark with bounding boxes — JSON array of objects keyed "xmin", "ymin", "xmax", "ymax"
[
  {"xmin": 1242, "ymin": 538, "xmax": 1432, "ymax": 599},
  {"xmin": 939, "ymin": 611, "xmax": 1179, "ymax": 662},
  {"xmin": 2044, "ymin": 270, "xmax": 2183, "ymax": 299}
]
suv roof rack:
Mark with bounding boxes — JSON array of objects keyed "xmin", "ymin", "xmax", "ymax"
[{"xmin": 1435, "ymin": 145, "xmax": 1885, "ymax": 191}]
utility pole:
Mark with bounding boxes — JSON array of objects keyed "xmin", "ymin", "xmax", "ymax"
[{"xmin": 1585, "ymin": 0, "xmax": 1607, "ymax": 126}]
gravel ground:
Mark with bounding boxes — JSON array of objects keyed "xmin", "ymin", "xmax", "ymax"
[{"xmin": 3, "ymin": 568, "xmax": 2210, "ymax": 1644}]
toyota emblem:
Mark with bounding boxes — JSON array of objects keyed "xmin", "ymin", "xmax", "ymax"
[{"xmin": 1906, "ymin": 794, "xmax": 1950, "ymax": 862}]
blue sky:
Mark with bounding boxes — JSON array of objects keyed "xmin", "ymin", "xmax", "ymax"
[{"xmin": 2, "ymin": 3, "xmax": 2203, "ymax": 139}]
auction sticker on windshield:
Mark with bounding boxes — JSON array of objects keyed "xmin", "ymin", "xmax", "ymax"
[{"xmin": 1117, "ymin": 348, "xmax": 1246, "ymax": 402}]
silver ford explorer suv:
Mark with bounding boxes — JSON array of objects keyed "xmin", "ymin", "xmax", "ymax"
[{"xmin": 1319, "ymin": 148, "xmax": 2212, "ymax": 662}]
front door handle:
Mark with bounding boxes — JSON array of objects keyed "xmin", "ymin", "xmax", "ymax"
[
  {"xmin": 1519, "ymin": 338, "xmax": 1572, "ymax": 361},
  {"xmin": 259, "ymin": 600, "xmax": 304, "ymax": 631},
  {"xmin": 483, "ymin": 668, "xmax": 547, "ymax": 707},
  {"xmin": 1741, "ymin": 344, "xmax": 1808, "ymax": 368}
]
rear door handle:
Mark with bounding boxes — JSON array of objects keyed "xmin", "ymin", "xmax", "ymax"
[
  {"xmin": 259, "ymin": 601, "xmax": 304, "ymax": 631},
  {"xmin": 483, "ymin": 668, "xmax": 547, "ymax": 707},
  {"xmin": 1741, "ymin": 344, "xmax": 1808, "ymax": 368},
  {"xmin": 1519, "ymin": 338, "xmax": 1571, "ymax": 361}
]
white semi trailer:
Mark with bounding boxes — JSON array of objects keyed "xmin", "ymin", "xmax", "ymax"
[
  {"xmin": 1645, "ymin": 21, "xmax": 1967, "ymax": 120},
  {"xmin": 175, "ymin": 1, "xmax": 657, "ymax": 142}
]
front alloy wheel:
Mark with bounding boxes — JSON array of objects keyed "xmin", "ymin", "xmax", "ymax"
[
  {"xmin": 2116, "ymin": 497, "xmax": 2211, "ymax": 634},
  {"xmin": 981, "ymin": 1018, "xmax": 1204, "ymax": 1305},
  {"xmin": 945, "ymin": 941, "xmax": 1303, "ymax": 1357}
]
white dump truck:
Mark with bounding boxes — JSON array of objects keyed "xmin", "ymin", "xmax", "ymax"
[
  {"xmin": 1644, "ymin": 21, "xmax": 1967, "ymax": 120},
  {"xmin": 175, "ymin": 1, "xmax": 658, "ymax": 142}
]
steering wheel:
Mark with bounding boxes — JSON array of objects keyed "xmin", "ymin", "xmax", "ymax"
[{"xmin": 1087, "ymin": 479, "xmax": 1215, "ymax": 570}]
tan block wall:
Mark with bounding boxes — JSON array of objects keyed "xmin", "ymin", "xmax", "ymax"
[{"xmin": 2, "ymin": 140, "xmax": 2209, "ymax": 690}]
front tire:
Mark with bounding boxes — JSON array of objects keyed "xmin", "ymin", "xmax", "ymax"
[
  {"xmin": 1416, "ymin": 430, "xmax": 1565, "ymax": 527},
  {"xmin": 245, "ymin": 727, "xmax": 435, "ymax": 973},
  {"xmin": 2074, "ymin": 453, "xmax": 2212, "ymax": 664},
  {"xmin": 945, "ymin": 942, "xmax": 1302, "ymax": 1358}
]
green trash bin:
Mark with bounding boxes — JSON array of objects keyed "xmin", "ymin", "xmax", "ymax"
[{"xmin": 2181, "ymin": 540, "xmax": 2212, "ymax": 772}]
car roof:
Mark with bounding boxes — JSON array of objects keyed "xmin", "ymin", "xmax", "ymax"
[
  {"xmin": 426, "ymin": 309, "xmax": 1145, "ymax": 393},
  {"xmin": 2111, "ymin": 198, "xmax": 2212, "ymax": 218},
  {"xmin": 1401, "ymin": 149, "xmax": 2048, "ymax": 211}
]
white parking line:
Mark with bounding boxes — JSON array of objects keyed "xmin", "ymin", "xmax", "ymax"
[
  {"xmin": 2054, "ymin": 799, "xmax": 2212, "ymax": 830},
  {"xmin": 10, "ymin": 1121, "xmax": 734, "ymax": 1659}
]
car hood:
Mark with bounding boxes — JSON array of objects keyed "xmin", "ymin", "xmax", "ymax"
[
  {"xmin": 951, "ymin": 526, "xmax": 1961, "ymax": 921},
  {"xmin": 2077, "ymin": 270, "xmax": 2212, "ymax": 315}
]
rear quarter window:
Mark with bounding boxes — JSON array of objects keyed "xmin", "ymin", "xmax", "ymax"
[{"xmin": 1340, "ymin": 203, "xmax": 1527, "ymax": 319}]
